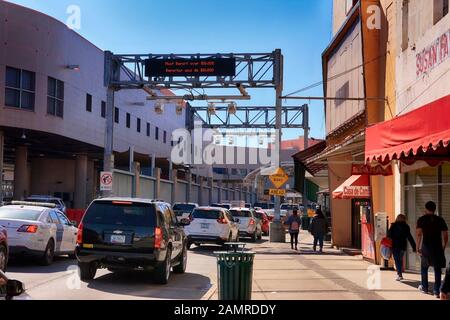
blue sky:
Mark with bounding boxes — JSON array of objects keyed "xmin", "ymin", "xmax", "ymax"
[{"xmin": 8, "ymin": 0, "xmax": 333, "ymax": 140}]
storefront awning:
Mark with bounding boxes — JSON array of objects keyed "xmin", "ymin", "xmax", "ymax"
[
  {"xmin": 332, "ymin": 175, "xmax": 370, "ymax": 200},
  {"xmin": 365, "ymin": 94, "xmax": 450, "ymax": 166}
]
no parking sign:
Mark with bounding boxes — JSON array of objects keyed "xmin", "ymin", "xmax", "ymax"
[{"xmin": 100, "ymin": 171, "xmax": 113, "ymax": 191}]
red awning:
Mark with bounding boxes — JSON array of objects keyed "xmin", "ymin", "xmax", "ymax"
[
  {"xmin": 365, "ymin": 94, "xmax": 450, "ymax": 165},
  {"xmin": 332, "ymin": 175, "xmax": 371, "ymax": 200}
]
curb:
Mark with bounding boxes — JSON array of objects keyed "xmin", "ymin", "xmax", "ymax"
[{"xmin": 201, "ymin": 284, "xmax": 217, "ymax": 300}]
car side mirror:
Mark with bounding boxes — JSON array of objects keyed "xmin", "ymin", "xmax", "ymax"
[{"xmin": 5, "ymin": 280, "xmax": 25, "ymax": 299}]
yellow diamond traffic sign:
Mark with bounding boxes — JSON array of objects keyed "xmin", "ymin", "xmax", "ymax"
[{"xmin": 269, "ymin": 167, "xmax": 289, "ymax": 189}]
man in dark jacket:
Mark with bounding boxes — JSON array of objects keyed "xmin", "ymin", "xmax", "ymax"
[
  {"xmin": 416, "ymin": 201, "xmax": 449, "ymax": 298},
  {"xmin": 387, "ymin": 214, "xmax": 416, "ymax": 281}
]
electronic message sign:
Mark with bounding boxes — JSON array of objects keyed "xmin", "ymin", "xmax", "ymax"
[{"xmin": 145, "ymin": 58, "xmax": 236, "ymax": 77}]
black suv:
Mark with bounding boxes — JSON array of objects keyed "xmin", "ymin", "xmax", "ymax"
[{"xmin": 76, "ymin": 198, "xmax": 189, "ymax": 284}]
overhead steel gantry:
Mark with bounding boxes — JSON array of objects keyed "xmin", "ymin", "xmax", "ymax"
[
  {"xmin": 104, "ymin": 52, "xmax": 280, "ymax": 90},
  {"xmin": 103, "ymin": 49, "xmax": 308, "ymax": 243},
  {"xmin": 188, "ymin": 105, "xmax": 309, "ymax": 130}
]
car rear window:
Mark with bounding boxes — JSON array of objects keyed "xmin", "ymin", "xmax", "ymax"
[
  {"xmin": 0, "ymin": 208, "xmax": 42, "ymax": 221},
  {"xmin": 192, "ymin": 209, "xmax": 221, "ymax": 220},
  {"xmin": 230, "ymin": 209, "xmax": 252, "ymax": 218},
  {"xmin": 173, "ymin": 204, "xmax": 196, "ymax": 213},
  {"xmin": 83, "ymin": 201, "xmax": 156, "ymax": 227}
]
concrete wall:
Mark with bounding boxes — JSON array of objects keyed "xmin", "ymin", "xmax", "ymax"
[{"xmin": 112, "ymin": 169, "xmax": 257, "ymax": 206}]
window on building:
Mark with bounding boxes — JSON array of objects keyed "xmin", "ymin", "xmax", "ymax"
[
  {"xmin": 101, "ymin": 101, "xmax": 106, "ymax": 118},
  {"xmin": 5, "ymin": 67, "xmax": 35, "ymax": 111},
  {"xmin": 146, "ymin": 123, "xmax": 150, "ymax": 137},
  {"xmin": 335, "ymin": 81, "xmax": 349, "ymax": 107},
  {"xmin": 114, "ymin": 107, "xmax": 119, "ymax": 123},
  {"xmin": 86, "ymin": 94, "xmax": 92, "ymax": 112},
  {"xmin": 137, "ymin": 118, "xmax": 141, "ymax": 133},
  {"xmin": 47, "ymin": 77, "xmax": 64, "ymax": 118},
  {"xmin": 401, "ymin": 0, "xmax": 409, "ymax": 52},
  {"xmin": 163, "ymin": 131, "xmax": 167, "ymax": 144},
  {"xmin": 126, "ymin": 113, "xmax": 131, "ymax": 128},
  {"xmin": 155, "ymin": 127, "xmax": 159, "ymax": 140},
  {"xmin": 434, "ymin": 0, "xmax": 449, "ymax": 24}
]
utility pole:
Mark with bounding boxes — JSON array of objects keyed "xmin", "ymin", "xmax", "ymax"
[
  {"xmin": 303, "ymin": 105, "xmax": 309, "ymax": 216},
  {"xmin": 103, "ymin": 51, "xmax": 116, "ymax": 197},
  {"xmin": 270, "ymin": 49, "xmax": 286, "ymax": 243}
]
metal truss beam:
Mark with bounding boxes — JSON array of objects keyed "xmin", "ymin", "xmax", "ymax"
[
  {"xmin": 188, "ymin": 104, "xmax": 308, "ymax": 130},
  {"xmin": 104, "ymin": 51, "xmax": 281, "ymax": 90}
]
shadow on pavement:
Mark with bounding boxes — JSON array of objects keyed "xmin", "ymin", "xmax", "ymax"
[
  {"xmin": 87, "ymin": 271, "xmax": 212, "ymax": 299},
  {"xmin": 6, "ymin": 256, "xmax": 76, "ymax": 274}
]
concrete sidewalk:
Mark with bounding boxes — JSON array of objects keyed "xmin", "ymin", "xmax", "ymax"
[{"xmin": 210, "ymin": 231, "xmax": 437, "ymax": 300}]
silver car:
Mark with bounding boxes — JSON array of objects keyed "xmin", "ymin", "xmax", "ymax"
[{"xmin": 25, "ymin": 196, "xmax": 67, "ymax": 214}]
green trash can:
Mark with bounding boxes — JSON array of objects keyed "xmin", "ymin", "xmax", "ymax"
[{"xmin": 215, "ymin": 243, "xmax": 255, "ymax": 301}]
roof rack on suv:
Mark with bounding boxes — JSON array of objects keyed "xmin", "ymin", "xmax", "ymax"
[{"xmin": 10, "ymin": 201, "xmax": 57, "ymax": 209}]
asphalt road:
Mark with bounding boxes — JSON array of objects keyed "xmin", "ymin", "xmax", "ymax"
[{"xmin": 4, "ymin": 241, "xmax": 233, "ymax": 300}]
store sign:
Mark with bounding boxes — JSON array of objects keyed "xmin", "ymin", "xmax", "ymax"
[
  {"xmin": 343, "ymin": 186, "xmax": 371, "ymax": 198},
  {"xmin": 145, "ymin": 58, "xmax": 236, "ymax": 77},
  {"xmin": 416, "ymin": 28, "xmax": 450, "ymax": 78},
  {"xmin": 352, "ymin": 164, "xmax": 392, "ymax": 176}
]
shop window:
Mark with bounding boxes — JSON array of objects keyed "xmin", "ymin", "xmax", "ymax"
[
  {"xmin": 155, "ymin": 127, "xmax": 159, "ymax": 140},
  {"xmin": 146, "ymin": 123, "xmax": 150, "ymax": 137},
  {"xmin": 137, "ymin": 118, "xmax": 141, "ymax": 133},
  {"xmin": 126, "ymin": 113, "xmax": 131, "ymax": 128},
  {"xmin": 434, "ymin": 0, "xmax": 449, "ymax": 24},
  {"xmin": 47, "ymin": 77, "xmax": 64, "ymax": 118},
  {"xmin": 401, "ymin": 0, "xmax": 409, "ymax": 52},
  {"xmin": 101, "ymin": 101, "xmax": 106, "ymax": 118},
  {"xmin": 86, "ymin": 94, "xmax": 92, "ymax": 112},
  {"xmin": 114, "ymin": 107, "xmax": 119, "ymax": 124},
  {"xmin": 335, "ymin": 82, "xmax": 349, "ymax": 107},
  {"xmin": 163, "ymin": 130, "xmax": 167, "ymax": 144},
  {"xmin": 5, "ymin": 66, "xmax": 35, "ymax": 111}
]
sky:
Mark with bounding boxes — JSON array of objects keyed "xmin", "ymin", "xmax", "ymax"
[{"xmin": 8, "ymin": 0, "xmax": 333, "ymax": 141}]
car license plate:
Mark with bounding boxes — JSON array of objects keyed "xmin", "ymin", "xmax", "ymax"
[
  {"xmin": 201, "ymin": 223, "xmax": 209, "ymax": 229},
  {"xmin": 110, "ymin": 235, "xmax": 126, "ymax": 244}
]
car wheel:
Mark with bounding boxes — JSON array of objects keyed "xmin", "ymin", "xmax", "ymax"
[
  {"xmin": 68, "ymin": 250, "xmax": 76, "ymax": 259},
  {"xmin": 173, "ymin": 244, "xmax": 187, "ymax": 274},
  {"xmin": 251, "ymin": 232, "xmax": 257, "ymax": 242},
  {"xmin": 40, "ymin": 239, "xmax": 55, "ymax": 266},
  {"xmin": 154, "ymin": 248, "xmax": 172, "ymax": 284},
  {"xmin": 194, "ymin": 243, "xmax": 201, "ymax": 247},
  {"xmin": 0, "ymin": 244, "xmax": 7, "ymax": 272},
  {"xmin": 78, "ymin": 262, "xmax": 97, "ymax": 281},
  {"xmin": 187, "ymin": 241, "xmax": 192, "ymax": 250}
]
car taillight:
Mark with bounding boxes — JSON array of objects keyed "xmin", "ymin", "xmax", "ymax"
[
  {"xmin": 17, "ymin": 225, "xmax": 38, "ymax": 233},
  {"xmin": 154, "ymin": 227, "xmax": 163, "ymax": 249},
  {"xmin": 76, "ymin": 223, "xmax": 84, "ymax": 244},
  {"xmin": 217, "ymin": 218, "xmax": 227, "ymax": 224},
  {"xmin": 249, "ymin": 219, "xmax": 255, "ymax": 226}
]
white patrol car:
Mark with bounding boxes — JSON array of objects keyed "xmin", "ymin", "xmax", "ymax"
[{"xmin": 0, "ymin": 201, "xmax": 78, "ymax": 265}]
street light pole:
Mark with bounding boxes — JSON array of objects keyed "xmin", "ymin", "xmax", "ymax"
[{"xmin": 270, "ymin": 49, "xmax": 286, "ymax": 243}]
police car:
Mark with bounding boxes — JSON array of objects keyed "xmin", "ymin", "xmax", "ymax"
[{"xmin": 0, "ymin": 201, "xmax": 78, "ymax": 265}]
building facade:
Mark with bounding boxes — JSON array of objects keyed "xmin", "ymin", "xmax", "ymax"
[
  {"xmin": 366, "ymin": 0, "xmax": 450, "ymax": 271},
  {"xmin": 0, "ymin": 2, "xmax": 186, "ymax": 207}
]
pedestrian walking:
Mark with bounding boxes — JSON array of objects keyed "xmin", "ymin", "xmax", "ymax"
[
  {"xmin": 387, "ymin": 214, "xmax": 416, "ymax": 281},
  {"xmin": 284, "ymin": 209, "xmax": 301, "ymax": 250},
  {"xmin": 440, "ymin": 263, "xmax": 450, "ymax": 300},
  {"xmin": 309, "ymin": 209, "xmax": 328, "ymax": 253},
  {"xmin": 416, "ymin": 201, "xmax": 449, "ymax": 298}
]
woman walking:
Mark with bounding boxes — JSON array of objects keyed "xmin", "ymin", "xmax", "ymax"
[
  {"xmin": 284, "ymin": 209, "xmax": 301, "ymax": 250},
  {"xmin": 387, "ymin": 214, "xmax": 416, "ymax": 281},
  {"xmin": 309, "ymin": 209, "xmax": 328, "ymax": 253}
]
